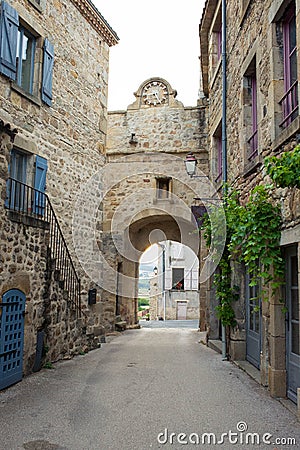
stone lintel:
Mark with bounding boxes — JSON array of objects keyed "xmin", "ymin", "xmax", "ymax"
[{"xmin": 280, "ymin": 223, "xmax": 300, "ymax": 246}]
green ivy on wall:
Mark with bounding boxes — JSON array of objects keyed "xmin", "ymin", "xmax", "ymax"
[
  {"xmin": 203, "ymin": 142, "xmax": 300, "ymax": 327},
  {"xmin": 202, "ymin": 185, "xmax": 284, "ymax": 327},
  {"xmin": 265, "ymin": 144, "xmax": 300, "ymax": 189}
]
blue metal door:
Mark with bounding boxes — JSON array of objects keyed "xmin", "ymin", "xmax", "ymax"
[
  {"xmin": 0, "ymin": 289, "xmax": 25, "ymax": 390},
  {"xmin": 286, "ymin": 247, "xmax": 300, "ymax": 404}
]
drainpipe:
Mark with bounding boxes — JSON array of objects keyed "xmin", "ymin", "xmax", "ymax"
[
  {"xmin": 158, "ymin": 243, "xmax": 166, "ymax": 321},
  {"xmin": 221, "ymin": 0, "xmax": 228, "ymax": 361},
  {"xmin": 162, "ymin": 245, "xmax": 166, "ymax": 321}
]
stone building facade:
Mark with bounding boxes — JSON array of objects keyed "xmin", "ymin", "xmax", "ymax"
[
  {"xmin": 149, "ymin": 241, "xmax": 199, "ymax": 321},
  {"xmin": 0, "ymin": 0, "xmax": 118, "ymax": 388},
  {"xmin": 103, "ymin": 78, "xmax": 209, "ymax": 331},
  {"xmin": 200, "ymin": 0, "xmax": 300, "ymax": 403}
]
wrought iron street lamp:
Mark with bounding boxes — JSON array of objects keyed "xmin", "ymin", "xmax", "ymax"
[
  {"xmin": 185, "ymin": 152, "xmax": 197, "ymax": 177},
  {"xmin": 184, "ymin": 152, "xmax": 207, "ymax": 178}
]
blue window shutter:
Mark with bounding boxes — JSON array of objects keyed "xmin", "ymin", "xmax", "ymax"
[
  {"xmin": 42, "ymin": 38, "xmax": 54, "ymax": 106},
  {"xmin": 34, "ymin": 155, "xmax": 48, "ymax": 215},
  {"xmin": 0, "ymin": 1, "xmax": 19, "ymax": 80}
]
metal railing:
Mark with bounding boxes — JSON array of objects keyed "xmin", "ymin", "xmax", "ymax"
[
  {"xmin": 279, "ymin": 80, "xmax": 298, "ymax": 129},
  {"xmin": 6, "ymin": 178, "xmax": 81, "ymax": 316}
]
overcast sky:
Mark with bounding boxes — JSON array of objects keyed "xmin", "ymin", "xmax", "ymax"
[{"xmin": 94, "ymin": 0, "xmax": 205, "ymax": 111}]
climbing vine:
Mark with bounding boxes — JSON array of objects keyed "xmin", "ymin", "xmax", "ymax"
[
  {"xmin": 202, "ymin": 185, "xmax": 284, "ymax": 327},
  {"xmin": 202, "ymin": 190, "xmax": 241, "ymax": 327},
  {"xmin": 202, "ymin": 144, "xmax": 300, "ymax": 326},
  {"xmin": 265, "ymin": 145, "xmax": 300, "ymax": 189},
  {"xmin": 232, "ymin": 186, "xmax": 284, "ymax": 298}
]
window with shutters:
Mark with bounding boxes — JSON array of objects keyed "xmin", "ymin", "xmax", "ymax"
[
  {"xmin": 280, "ymin": 3, "xmax": 298, "ymax": 129},
  {"xmin": 16, "ymin": 26, "xmax": 36, "ymax": 94},
  {"xmin": 7, "ymin": 149, "xmax": 32, "ymax": 211},
  {"xmin": 271, "ymin": 1, "xmax": 298, "ymax": 138},
  {"xmin": 0, "ymin": 2, "xmax": 54, "ymax": 106},
  {"xmin": 6, "ymin": 148, "xmax": 48, "ymax": 215}
]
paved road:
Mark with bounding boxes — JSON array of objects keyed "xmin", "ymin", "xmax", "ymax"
[
  {"xmin": 0, "ymin": 328, "xmax": 299, "ymax": 450},
  {"xmin": 139, "ymin": 320, "xmax": 199, "ymax": 329}
]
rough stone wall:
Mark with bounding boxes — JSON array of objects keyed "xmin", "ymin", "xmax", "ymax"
[
  {"xmin": 149, "ymin": 276, "xmax": 159, "ymax": 320},
  {"xmin": 43, "ymin": 262, "xmax": 101, "ymax": 365},
  {"xmin": 0, "ymin": 0, "xmax": 114, "ymax": 296},
  {"xmin": 0, "ymin": 0, "xmax": 117, "ymax": 376},
  {"xmin": 107, "ymin": 105, "xmax": 207, "ymax": 157},
  {"xmin": 201, "ymin": 0, "xmax": 300, "ymax": 397},
  {"xmin": 0, "ymin": 133, "xmax": 95, "ymax": 375}
]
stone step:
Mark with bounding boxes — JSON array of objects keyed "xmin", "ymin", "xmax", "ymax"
[{"xmin": 115, "ymin": 321, "xmax": 127, "ymax": 331}]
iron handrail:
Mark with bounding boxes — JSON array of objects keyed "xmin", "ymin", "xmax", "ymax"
[{"xmin": 6, "ymin": 178, "xmax": 81, "ymax": 316}]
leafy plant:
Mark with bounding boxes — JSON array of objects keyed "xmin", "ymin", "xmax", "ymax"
[
  {"xmin": 265, "ymin": 145, "xmax": 300, "ymax": 188},
  {"xmin": 229, "ymin": 185, "xmax": 284, "ymax": 299},
  {"xmin": 214, "ymin": 255, "xmax": 239, "ymax": 326},
  {"xmin": 43, "ymin": 361, "xmax": 54, "ymax": 369},
  {"xmin": 202, "ymin": 190, "xmax": 241, "ymax": 327},
  {"xmin": 202, "ymin": 185, "xmax": 284, "ymax": 326},
  {"xmin": 138, "ymin": 298, "xmax": 149, "ymax": 307}
]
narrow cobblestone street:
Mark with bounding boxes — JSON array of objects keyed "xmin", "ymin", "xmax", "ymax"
[{"xmin": 0, "ymin": 327, "xmax": 299, "ymax": 450}]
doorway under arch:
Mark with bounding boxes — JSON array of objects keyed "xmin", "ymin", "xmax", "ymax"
[{"xmin": 110, "ymin": 212, "xmax": 207, "ymax": 330}]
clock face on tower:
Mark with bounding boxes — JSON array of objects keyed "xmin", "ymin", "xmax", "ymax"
[{"xmin": 142, "ymin": 81, "xmax": 168, "ymax": 106}]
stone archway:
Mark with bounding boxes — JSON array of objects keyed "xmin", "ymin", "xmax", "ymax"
[{"xmin": 101, "ymin": 207, "xmax": 208, "ymax": 331}]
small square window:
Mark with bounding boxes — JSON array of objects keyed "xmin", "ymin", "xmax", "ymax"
[{"xmin": 156, "ymin": 177, "xmax": 171, "ymax": 199}]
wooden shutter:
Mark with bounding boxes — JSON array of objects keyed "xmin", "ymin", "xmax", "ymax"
[
  {"xmin": 34, "ymin": 155, "xmax": 48, "ymax": 215},
  {"xmin": 0, "ymin": 1, "xmax": 19, "ymax": 80},
  {"xmin": 165, "ymin": 268, "xmax": 172, "ymax": 290},
  {"xmin": 191, "ymin": 269, "xmax": 199, "ymax": 291},
  {"xmin": 42, "ymin": 38, "xmax": 54, "ymax": 106},
  {"xmin": 184, "ymin": 269, "xmax": 191, "ymax": 291}
]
